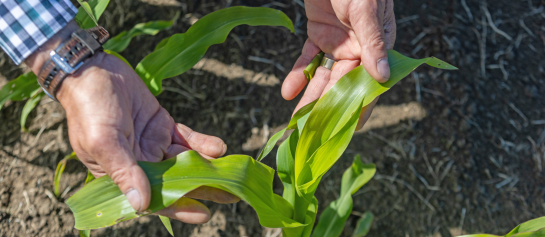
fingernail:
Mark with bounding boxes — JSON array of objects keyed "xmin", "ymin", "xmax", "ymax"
[
  {"xmin": 221, "ymin": 143, "xmax": 227, "ymax": 156},
  {"xmin": 126, "ymin": 189, "xmax": 143, "ymax": 211},
  {"xmin": 377, "ymin": 58, "xmax": 390, "ymax": 81}
]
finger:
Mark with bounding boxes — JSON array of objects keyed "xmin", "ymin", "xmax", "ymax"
[
  {"xmin": 84, "ymin": 133, "xmax": 151, "ymax": 212},
  {"xmin": 356, "ymin": 96, "xmax": 380, "ymax": 131},
  {"xmin": 384, "ymin": 0, "xmax": 397, "ymax": 50},
  {"xmin": 307, "ymin": 21, "xmax": 360, "ymax": 60},
  {"xmin": 164, "ymin": 144, "xmax": 190, "ymax": 159},
  {"xmin": 185, "ymin": 186, "xmax": 240, "ymax": 204},
  {"xmin": 173, "ymin": 123, "xmax": 226, "ymax": 158},
  {"xmin": 351, "ymin": 0, "xmax": 390, "ymax": 83},
  {"xmin": 292, "ymin": 66, "xmax": 332, "ymax": 115},
  {"xmin": 155, "ymin": 197, "xmax": 211, "ymax": 224},
  {"xmin": 281, "ymin": 39, "xmax": 321, "ymax": 100},
  {"xmin": 319, "ymin": 60, "xmax": 361, "ymax": 98}
]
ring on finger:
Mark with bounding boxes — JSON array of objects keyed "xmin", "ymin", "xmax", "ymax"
[{"xmin": 320, "ymin": 55, "xmax": 337, "ymax": 70}]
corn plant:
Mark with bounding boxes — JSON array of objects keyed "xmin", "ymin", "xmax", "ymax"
[
  {"xmin": 13, "ymin": 1, "xmax": 542, "ymax": 237},
  {"xmin": 66, "ymin": 46, "xmax": 455, "ymax": 237},
  {"xmin": 459, "ymin": 217, "xmax": 545, "ymax": 237},
  {"xmin": 49, "ymin": 4, "xmax": 457, "ymax": 237}
]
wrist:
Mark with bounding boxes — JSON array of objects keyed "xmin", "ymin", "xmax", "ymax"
[
  {"xmin": 55, "ymin": 52, "xmax": 107, "ymax": 106},
  {"xmin": 24, "ymin": 20, "xmax": 80, "ymax": 74}
]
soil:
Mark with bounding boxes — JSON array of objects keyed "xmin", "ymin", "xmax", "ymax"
[{"xmin": 1, "ymin": 0, "xmax": 545, "ymax": 236}]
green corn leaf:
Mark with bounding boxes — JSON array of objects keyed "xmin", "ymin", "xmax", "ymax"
[
  {"xmin": 341, "ymin": 156, "xmax": 376, "ymax": 196},
  {"xmin": 257, "ymin": 100, "xmax": 317, "ymax": 161},
  {"xmin": 79, "ymin": 229, "xmax": 91, "ymax": 237},
  {"xmin": 103, "ymin": 13, "xmax": 178, "ymax": 53},
  {"xmin": 506, "ymin": 218, "xmax": 545, "ymax": 237},
  {"xmin": 54, "ymin": 152, "xmax": 79, "ymax": 197},
  {"xmin": 510, "ymin": 229, "xmax": 545, "ymax": 237},
  {"xmin": 135, "ymin": 6, "xmax": 294, "ymax": 95},
  {"xmin": 460, "ymin": 217, "xmax": 545, "ymax": 237},
  {"xmin": 154, "ymin": 37, "xmax": 171, "ymax": 51},
  {"xmin": 0, "ymin": 72, "xmax": 40, "ymax": 111},
  {"xmin": 75, "ymin": 0, "xmax": 109, "ymax": 29},
  {"xmin": 104, "ymin": 50, "xmax": 133, "ymax": 69},
  {"xmin": 67, "ymin": 150, "xmax": 305, "ymax": 230},
  {"xmin": 85, "ymin": 170, "xmax": 95, "ymax": 184},
  {"xmin": 20, "ymin": 90, "xmax": 44, "ymax": 132},
  {"xmin": 159, "ymin": 215, "xmax": 174, "ymax": 236},
  {"xmin": 277, "ymin": 127, "xmax": 319, "ymax": 237},
  {"xmin": 312, "ymin": 156, "xmax": 375, "ymax": 237},
  {"xmin": 303, "ymin": 52, "xmax": 324, "ymax": 80},
  {"xmin": 352, "ymin": 212, "xmax": 373, "ymax": 237},
  {"xmin": 277, "ymin": 128, "xmax": 299, "ymax": 206},
  {"xmin": 282, "ymin": 196, "xmax": 318, "ymax": 237},
  {"xmin": 294, "ymin": 51, "xmax": 457, "ymax": 201}
]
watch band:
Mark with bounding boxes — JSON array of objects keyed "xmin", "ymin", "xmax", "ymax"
[{"xmin": 37, "ymin": 26, "xmax": 110, "ymax": 101}]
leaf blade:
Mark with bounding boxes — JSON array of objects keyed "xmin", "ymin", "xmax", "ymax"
[
  {"xmin": 159, "ymin": 215, "xmax": 174, "ymax": 236},
  {"xmin": 20, "ymin": 90, "xmax": 44, "ymax": 132},
  {"xmin": 0, "ymin": 72, "xmax": 40, "ymax": 111},
  {"xmin": 257, "ymin": 100, "xmax": 317, "ymax": 161},
  {"xmin": 103, "ymin": 14, "xmax": 178, "ymax": 52},
  {"xmin": 136, "ymin": 6, "xmax": 294, "ymax": 95},
  {"xmin": 67, "ymin": 151, "xmax": 305, "ymax": 230},
  {"xmin": 75, "ymin": 0, "xmax": 110, "ymax": 29},
  {"xmin": 294, "ymin": 51, "xmax": 456, "ymax": 200},
  {"xmin": 54, "ymin": 152, "xmax": 78, "ymax": 197},
  {"xmin": 352, "ymin": 212, "xmax": 374, "ymax": 237},
  {"xmin": 312, "ymin": 158, "xmax": 375, "ymax": 237}
]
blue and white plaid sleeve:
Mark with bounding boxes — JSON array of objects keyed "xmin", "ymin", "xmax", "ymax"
[{"xmin": 0, "ymin": 0, "xmax": 77, "ymax": 65}]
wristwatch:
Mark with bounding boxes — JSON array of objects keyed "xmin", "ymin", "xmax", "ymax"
[{"xmin": 37, "ymin": 26, "xmax": 110, "ymax": 101}]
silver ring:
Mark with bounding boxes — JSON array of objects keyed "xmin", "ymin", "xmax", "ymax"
[{"xmin": 320, "ymin": 56, "xmax": 337, "ymax": 70}]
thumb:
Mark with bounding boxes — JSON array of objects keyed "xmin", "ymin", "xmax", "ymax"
[
  {"xmin": 88, "ymin": 137, "xmax": 151, "ymax": 212},
  {"xmin": 351, "ymin": 0, "xmax": 396, "ymax": 83}
]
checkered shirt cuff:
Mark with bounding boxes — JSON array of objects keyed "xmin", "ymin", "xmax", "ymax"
[{"xmin": 0, "ymin": 0, "xmax": 78, "ymax": 65}]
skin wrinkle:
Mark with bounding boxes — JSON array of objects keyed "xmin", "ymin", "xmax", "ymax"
[
  {"xmin": 137, "ymin": 107, "xmax": 172, "ymax": 162},
  {"xmin": 306, "ymin": 1, "xmax": 349, "ymax": 31},
  {"xmin": 307, "ymin": 21, "xmax": 360, "ymax": 59}
]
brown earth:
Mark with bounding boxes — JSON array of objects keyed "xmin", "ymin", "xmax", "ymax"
[{"xmin": 1, "ymin": 0, "xmax": 545, "ymax": 236}]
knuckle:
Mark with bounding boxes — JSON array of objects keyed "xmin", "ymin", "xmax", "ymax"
[
  {"xmin": 367, "ymin": 34, "xmax": 386, "ymax": 50},
  {"xmin": 84, "ymin": 133, "xmax": 109, "ymax": 155},
  {"xmin": 109, "ymin": 167, "xmax": 132, "ymax": 186}
]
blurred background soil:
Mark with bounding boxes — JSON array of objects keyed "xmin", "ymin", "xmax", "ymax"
[{"xmin": 1, "ymin": 0, "xmax": 545, "ymax": 236}]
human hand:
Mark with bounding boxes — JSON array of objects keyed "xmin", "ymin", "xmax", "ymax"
[
  {"xmin": 282, "ymin": 0, "xmax": 396, "ymax": 129},
  {"xmin": 25, "ymin": 22, "xmax": 239, "ymax": 224}
]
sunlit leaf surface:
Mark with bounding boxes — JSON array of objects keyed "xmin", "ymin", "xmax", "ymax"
[
  {"xmin": 460, "ymin": 216, "xmax": 545, "ymax": 237},
  {"xmin": 159, "ymin": 215, "xmax": 174, "ymax": 236},
  {"xmin": 136, "ymin": 6, "xmax": 294, "ymax": 95},
  {"xmin": 67, "ymin": 151, "xmax": 305, "ymax": 230}
]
